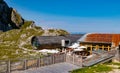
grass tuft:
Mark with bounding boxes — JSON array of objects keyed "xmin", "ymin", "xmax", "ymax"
[{"xmin": 71, "ymin": 64, "xmax": 112, "ymax": 73}]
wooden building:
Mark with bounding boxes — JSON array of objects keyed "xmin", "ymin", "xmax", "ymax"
[
  {"xmin": 78, "ymin": 33, "xmax": 120, "ymax": 53},
  {"xmin": 31, "ymin": 36, "xmax": 70, "ymax": 50},
  {"xmin": 31, "ymin": 34, "xmax": 84, "ymax": 50}
]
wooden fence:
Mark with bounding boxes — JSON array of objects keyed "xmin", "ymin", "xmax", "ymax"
[
  {"xmin": 66, "ymin": 54, "xmax": 82, "ymax": 67},
  {"xmin": 0, "ymin": 50, "xmax": 116, "ymax": 73},
  {"xmin": 0, "ymin": 53, "xmax": 66, "ymax": 73},
  {"xmin": 82, "ymin": 50, "xmax": 116, "ymax": 67}
]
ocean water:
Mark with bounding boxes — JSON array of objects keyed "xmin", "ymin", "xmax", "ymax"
[{"xmin": 70, "ymin": 32, "xmax": 86, "ymax": 34}]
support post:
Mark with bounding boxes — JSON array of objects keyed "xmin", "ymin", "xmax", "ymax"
[
  {"xmin": 108, "ymin": 46, "xmax": 110, "ymax": 51},
  {"xmin": 90, "ymin": 45, "xmax": 92, "ymax": 54},
  {"xmin": 64, "ymin": 53, "xmax": 66, "ymax": 62},
  {"xmin": 7, "ymin": 60, "xmax": 11, "ymax": 73},
  {"xmin": 37, "ymin": 58, "xmax": 40, "ymax": 67},
  {"xmin": 24, "ymin": 59, "xmax": 27, "ymax": 70},
  {"xmin": 102, "ymin": 45, "xmax": 104, "ymax": 51},
  {"xmin": 96, "ymin": 45, "xmax": 98, "ymax": 50},
  {"xmin": 52, "ymin": 55, "xmax": 55, "ymax": 64},
  {"xmin": 73, "ymin": 54, "xmax": 75, "ymax": 64},
  {"xmin": 80, "ymin": 56, "xmax": 83, "ymax": 67}
]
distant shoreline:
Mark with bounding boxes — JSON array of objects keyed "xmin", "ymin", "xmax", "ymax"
[{"xmin": 70, "ymin": 32, "xmax": 86, "ymax": 34}]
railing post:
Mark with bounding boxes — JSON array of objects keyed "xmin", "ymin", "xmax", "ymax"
[
  {"xmin": 64, "ymin": 53, "xmax": 66, "ymax": 62},
  {"xmin": 37, "ymin": 58, "xmax": 40, "ymax": 67},
  {"xmin": 66, "ymin": 54, "xmax": 67, "ymax": 62},
  {"xmin": 52, "ymin": 55, "xmax": 54, "ymax": 64},
  {"xmin": 81, "ymin": 56, "xmax": 83, "ymax": 67},
  {"xmin": 7, "ymin": 60, "xmax": 11, "ymax": 73},
  {"xmin": 73, "ymin": 54, "xmax": 75, "ymax": 65},
  {"xmin": 24, "ymin": 59, "xmax": 27, "ymax": 70}
]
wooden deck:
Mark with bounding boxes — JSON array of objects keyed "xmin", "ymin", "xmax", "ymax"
[{"xmin": 12, "ymin": 62, "xmax": 80, "ymax": 73}]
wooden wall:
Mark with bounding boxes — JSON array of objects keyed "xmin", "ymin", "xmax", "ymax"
[
  {"xmin": 37, "ymin": 44, "xmax": 62, "ymax": 50},
  {"xmin": 112, "ymin": 34, "xmax": 120, "ymax": 47},
  {"xmin": 84, "ymin": 33, "xmax": 120, "ymax": 47}
]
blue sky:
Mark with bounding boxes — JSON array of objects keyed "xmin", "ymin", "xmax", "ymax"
[{"xmin": 5, "ymin": 0, "xmax": 120, "ymax": 33}]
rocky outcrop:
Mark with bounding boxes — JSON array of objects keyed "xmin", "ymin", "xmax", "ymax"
[
  {"xmin": 0, "ymin": 0, "xmax": 11, "ymax": 31},
  {"xmin": 10, "ymin": 8, "xmax": 24, "ymax": 28},
  {"xmin": 0, "ymin": 0, "xmax": 24, "ymax": 31}
]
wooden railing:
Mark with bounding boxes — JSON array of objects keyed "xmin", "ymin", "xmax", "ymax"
[
  {"xmin": 0, "ymin": 53, "xmax": 66, "ymax": 73},
  {"xmin": 66, "ymin": 54, "xmax": 82, "ymax": 67},
  {"xmin": 0, "ymin": 50, "xmax": 117, "ymax": 73},
  {"xmin": 82, "ymin": 50, "xmax": 116, "ymax": 67}
]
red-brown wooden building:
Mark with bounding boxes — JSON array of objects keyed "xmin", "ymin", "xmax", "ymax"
[{"xmin": 78, "ymin": 33, "xmax": 120, "ymax": 53}]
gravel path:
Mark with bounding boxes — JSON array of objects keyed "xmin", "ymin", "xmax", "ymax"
[{"xmin": 12, "ymin": 62, "xmax": 80, "ymax": 73}]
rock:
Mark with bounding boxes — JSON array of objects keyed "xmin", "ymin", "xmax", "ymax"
[
  {"xmin": 42, "ymin": 29, "xmax": 69, "ymax": 36},
  {"xmin": 10, "ymin": 8, "xmax": 24, "ymax": 28},
  {"xmin": 0, "ymin": 0, "xmax": 24, "ymax": 31},
  {"xmin": 0, "ymin": 0, "xmax": 12, "ymax": 31}
]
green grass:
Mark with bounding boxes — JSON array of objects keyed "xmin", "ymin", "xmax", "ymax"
[
  {"xmin": 0, "ymin": 28, "xmax": 44, "ymax": 60},
  {"xmin": 21, "ymin": 21, "xmax": 33, "ymax": 29},
  {"xmin": 71, "ymin": 62, "xmax": 120, "ymax": 73},
  {"xmin": 105, "ymin": 62, "xmax": 120, "ymax": 69},
  {"xmin": 107, "ymin": 62, "xmax": 120, "ymax": 66},
  {"xmin": 57, "ymin": 29, "xmax": 69, "ymax": 35},
  {"xmin": 71, "ymin": 64, "xmax": 112, "ymax": 73},
  {"xmin": 0, "ymin": 22, "xmax": 69, "ymax": 60}
]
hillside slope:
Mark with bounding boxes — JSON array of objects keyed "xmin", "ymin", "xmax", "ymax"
[
  {"xmin": 0, "ymin": 21, "xmax": 69, "ymax": 60},
  {"xmin": 0, "ymin": 0, "xmax": 69, "ymax": 60}
]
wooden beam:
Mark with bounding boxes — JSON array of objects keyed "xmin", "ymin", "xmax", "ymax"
[
  {"xmin": 102, "ymin": 45, "xmax": 104, "ymax": 51},
  {"xmin": 108, "ymin": 46, "xmax": 110, "ymax": 51},
  {"xmin": 96, "ymin": 45, "xmax": 99, "ymax": 50},
  {"xmin": 90, "ymin": 45, "xmax": 92, "ymax": 54}
]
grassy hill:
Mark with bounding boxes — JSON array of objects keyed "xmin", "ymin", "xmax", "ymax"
[{"xmin": 0, "ymin": 21, "xmax": 69, "ymax": 60}]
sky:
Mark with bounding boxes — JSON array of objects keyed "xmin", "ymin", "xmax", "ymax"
[{"xmin": 5, "ymin": 0, "xmax": 120, "ymax": 33}]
